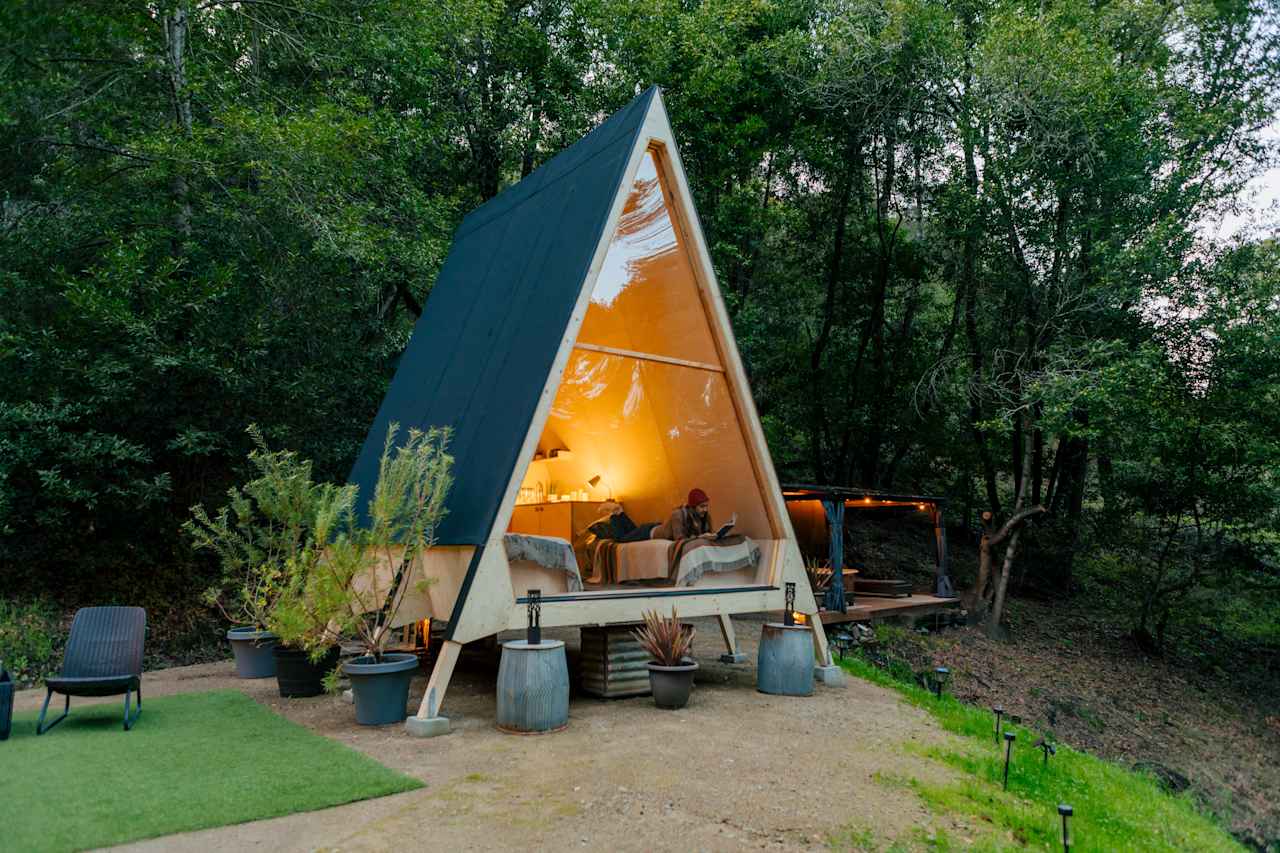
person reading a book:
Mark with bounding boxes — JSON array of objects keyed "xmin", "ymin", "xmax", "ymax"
[{"xmin": 653, "ymin": 488, "xmax": 734, "ymax": 541}]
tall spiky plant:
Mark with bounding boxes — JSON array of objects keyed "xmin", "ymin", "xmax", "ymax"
[{"xmin": 632, "ymin": 608, "xmax": 695, "ymax": 667}]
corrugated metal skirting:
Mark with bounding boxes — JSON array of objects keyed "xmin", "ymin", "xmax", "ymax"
[{"xmin": 579, "ymin": 625, "xmax": 653, "ymax": 698}]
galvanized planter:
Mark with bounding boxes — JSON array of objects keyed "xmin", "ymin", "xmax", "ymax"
[
  {"xmin": 496, "ymin": 639, "xmax": 569, "ymax": 734},
  {"xmin": 757, "ymin": 622, "xmax": 814, "ymax": 696}
]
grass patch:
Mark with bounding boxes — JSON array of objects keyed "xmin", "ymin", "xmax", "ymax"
[
  {"xmin": 838, "ymin": 656, "xmax": 1242, "ymax": 851},
  {"xmin": 0, "ymin": 689, "xmax": 422, "ymax": 852}
]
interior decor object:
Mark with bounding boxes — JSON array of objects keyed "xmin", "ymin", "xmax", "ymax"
[
  {"xmin": 0, "ymin": 664, "xmax": 13, "ymax": 741},
  {"xmin": 633, "ymin": 608, "xmax": 698, "ymax": 709},
  {"xmin": 226, "ymin": 626, "xmax": 278, "ymax": 679},
  {"xmin": 343, "ymin": 87, "xmax": 834, "ymax": 729},
  {"xmin": 1003, "ymin": 731, "xmax": 1016, "ymax": 789},
  {"xmin": 496, "ymin": 638, "xmax": 570, "ymax": 733},
  {"xmin": 587, "ymin": 474, "xmax": 614, "ymax": 499},
  {"xmin": 1058, "ymin": 804, "xmax": 1073, "ymax": 852},
  {"xmin": 37, "ymin": 606, "xmax": 146, "ymax": 734},
  {"xmin": 579, "ymin": 624, "xmax": 653, "ymax": 698},
  {"xmin": 757, "ymin": 619, "xmax": 814, "ymax": 697},
  {"xmin": 783, "ymin": 582, "xmax": 796, "ymax": 626}
]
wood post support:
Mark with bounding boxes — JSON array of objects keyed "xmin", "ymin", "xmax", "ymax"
[{"xmin": 415, "ymin": 639, "xmax": 462, "ymax": 718}]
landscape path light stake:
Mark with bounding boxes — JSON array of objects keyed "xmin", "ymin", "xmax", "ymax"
[
  {"xmin": 933, "ymin": 666, "xmax": 949, "ymax": 697},
  {"xmin": 1034, "ymin": 736, "xmax": 1056, "ymax": 766},
  {"xmin": 1002, "ymin": 731, "xmax": 1016, "ymax": 790},
  {"xmin": 527, "ymin": 589, "xmax": 542, "ymax": 645},
  {"xmin": 1058, "ymin": 803, "xmax": 1073, "ymax": 852},
  {"xmin": 993, "ymin": 705, "xmax": 1005, "ymax": 743}
]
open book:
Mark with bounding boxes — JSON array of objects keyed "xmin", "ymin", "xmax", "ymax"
[{"xmin": 713, "ymin": 513, "xmax": 737, "ymax": 541}]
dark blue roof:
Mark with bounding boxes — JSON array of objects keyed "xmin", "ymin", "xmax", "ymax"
[{"xmin": 348, "ymin": 87, "xmax": 659, "ymax": 544}]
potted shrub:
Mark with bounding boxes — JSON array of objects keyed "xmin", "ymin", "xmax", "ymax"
[
  {"xmin": 186, "ymin": 426, "xmax": 318, "ymax": 679},
  {"xmin": 274, "ymin": 424, "xmax": 453, "ymax": 724},
  {"xmin": 634, "ymin": 609, "xmax": 697, "ymax": 710}
]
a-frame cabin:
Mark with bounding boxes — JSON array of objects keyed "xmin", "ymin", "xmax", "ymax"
[{"xmin": 348, "ymin": 86, "xmax": 832, "ymax": 725}]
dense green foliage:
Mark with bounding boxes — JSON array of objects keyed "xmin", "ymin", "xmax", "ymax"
[
  {"xmin": 1, "ymin": 690, "xmax": 421, "ymax": 851},
  {"xmin": 0, "ymin": 598, "xmax": 61, "ymax": 687},
  {"xmin": 2, "ymin": 0, "xmax": 1278, "ymax": 656},
  {"xmin": 835, "ymin": 655, "xmax": 1243, "ymax": 851}
]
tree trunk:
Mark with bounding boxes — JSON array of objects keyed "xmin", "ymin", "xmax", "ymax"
[
  {"xmin": 983, "ymin": 410, "xmax": 1040, "ymax": 637},
  {"xmin": 163, "ymin": 3, "xmax": 193, "ymax": 238}
]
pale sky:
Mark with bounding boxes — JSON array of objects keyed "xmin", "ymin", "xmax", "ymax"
[{"xmin": 1213, "ymin": 124, "xmax": 1280, "ymax": 240}]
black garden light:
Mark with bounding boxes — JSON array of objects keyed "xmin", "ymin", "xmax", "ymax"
[
  {"xmin": 933, "ymin": 666, "xmax": 950, "ymax": 697},
  {"xmin": 527, "ymin": 589, "xmax": 542, "ymax": 645},
  {"xmin": 1034, "ymin": 736, "xmax": 1057, "ymax": 766},
  {"xmin": 1002, "ymin": 731, "xmax": 1016, "ymax": 790},
  {"xmin": 783, "ymin": 582, "xmax": 796, "ymax": 626},
  {"xmin": 1058, "ymin": 803, "xmax": 1073, "ymax": 852},
  {"xmin": 993, "ymin": 705, "xmax": 1005, "ymax": 743}
]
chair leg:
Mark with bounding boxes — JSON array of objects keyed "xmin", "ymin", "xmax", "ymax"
[
  {"xmin": 123, "ymin": 686, "xmax": 142, "ymax": 731},
  {"xmin": 37, "ymin": 689, "xmax": 70, "ymax": 735}
]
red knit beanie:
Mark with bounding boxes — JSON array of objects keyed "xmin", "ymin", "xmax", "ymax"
[{"xmin": 687, "ymin": 488, "xmax": 710, "ymax": 507}]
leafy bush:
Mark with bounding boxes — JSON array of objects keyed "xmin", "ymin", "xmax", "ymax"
[{"xmin": 0, "ymin": 598, "xmax": 62, "ymax": 687}]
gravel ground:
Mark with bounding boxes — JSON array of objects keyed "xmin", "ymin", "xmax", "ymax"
[{"xmin": 14, "ymin": 614, "xmax": 965, "ymax": 852}]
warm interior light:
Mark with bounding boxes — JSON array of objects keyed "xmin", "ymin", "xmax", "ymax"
[
  {"xmin": 793, "ymin": 612, "xmax": 807, "ymax": 625},
  {"xmin": 419, "ymin": 618, "xmax": 431, "ymax": 651}
]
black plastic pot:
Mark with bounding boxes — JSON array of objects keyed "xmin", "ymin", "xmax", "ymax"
[
  {"xmin": 647, "ymin": 658, "xmax": 698, "ymax": 710},
  {"xmin": 227, "ymin": 627, "xmax": 278, "ymax": 679},
  {"xmin": 272, "ymin": 644, "xmax": 339, "ymax": 698},
  {"xmin": 343, "ymin": 653, "xmax": 418, "ymax": 726},
  {"xmin": 0, "ymin": 667, "xmax": 13, "ymax": 741}
]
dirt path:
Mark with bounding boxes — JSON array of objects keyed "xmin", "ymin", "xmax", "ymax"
[{"xmin": 15, "ymin": 615, "xmax": 963, "ymax": 851}]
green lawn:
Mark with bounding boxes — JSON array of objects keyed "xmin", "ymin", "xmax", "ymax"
[
  {"xmin": 835, "ymin": 657, "xmax": 1242, "ymax": 852},
  {"xmin": 0, "ymin": 689, "xmax": 423, "ymax": 852}
]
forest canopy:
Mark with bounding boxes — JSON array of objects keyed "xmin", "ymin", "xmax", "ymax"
[{"xmin": 2, "ymin": 0, "xmax": 1278, "ymax": 651}]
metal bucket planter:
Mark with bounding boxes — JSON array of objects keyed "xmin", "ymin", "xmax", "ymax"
[
  {"xmin": 227, "ymin": 627, "xmax": 278, "ymax": 679},
  {"xmin": 343, "ymin": 653, "xmax": 418, "ymax": 726},
  {"xmin": 647, "ymin": 659, "xmax": 697, "ymax": 710},
  {"xmin": 757, "ymin": 623, "xmax": 814, "ymax": 696},
  {"xmin": 272, "ymin": 645, "xmax": 339, "ymax": 698},
  {"xmin": 496, "ymin": 640, "xmax": 569, "ymax": 734},
  {"xmin": 0, "ymin": 667, "xmax": 13, "ymax": 741}
]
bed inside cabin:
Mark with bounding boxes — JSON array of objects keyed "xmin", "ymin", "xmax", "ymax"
[{"xmin": 503, "ymin": 144, "xmax": 779, "ymax": 597}]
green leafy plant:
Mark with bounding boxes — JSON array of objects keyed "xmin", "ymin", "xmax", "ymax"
[
  {"xmin": 0, "ymin": 598, "xmax": 61, "ymax": 687},
  {"xmin": 632, "ymin": 608, "xmax": 695, "ymax": 666},
  {"xmin": 269, "ymin": 423, "xmax": 452, "ymax": 668},
  {"xmin": 185, "ymin": 425, "xmax": 320, "ymax": 631}
]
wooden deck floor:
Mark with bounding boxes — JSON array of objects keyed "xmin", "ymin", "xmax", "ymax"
[{"xmin": 818, "ymin": 593, "xmax": 960, "ymax": 626}]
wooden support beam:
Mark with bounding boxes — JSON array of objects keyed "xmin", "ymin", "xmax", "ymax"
[
  {"xmin": 415, "ymin": 639, "xmax": 462, "ymax": 718},
  {"xmin": 717, "ymin": 613, "xmax": 738, "ymax": 656}
]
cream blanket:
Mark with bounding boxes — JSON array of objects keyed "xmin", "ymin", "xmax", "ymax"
[{"xmin": 503, "ymin": 533, "xmax": 584, "ymax": 592}]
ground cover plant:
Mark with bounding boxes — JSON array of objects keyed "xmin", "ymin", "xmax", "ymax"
[
  {"xmin": 836, "ymin": 655, "xmax": 1242, "ymax": 852},
  {"xmin": 0, "ymin": 690, "xmax": 422, "ymax": 852}
]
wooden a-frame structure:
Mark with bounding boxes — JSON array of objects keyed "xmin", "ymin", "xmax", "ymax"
[{"xmin": 347, "ymin": 86, "xmax": 831, "ymax": 723}]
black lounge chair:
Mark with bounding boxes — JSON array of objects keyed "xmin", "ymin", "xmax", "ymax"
[{"xmin": 38, "ymin": 606, "xmax": 146, "ymax": 734}]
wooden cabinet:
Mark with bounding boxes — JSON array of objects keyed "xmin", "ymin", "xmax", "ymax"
[{"xmin": 507, "ymin": 502, "xmax": 600, "ymax": 543}]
